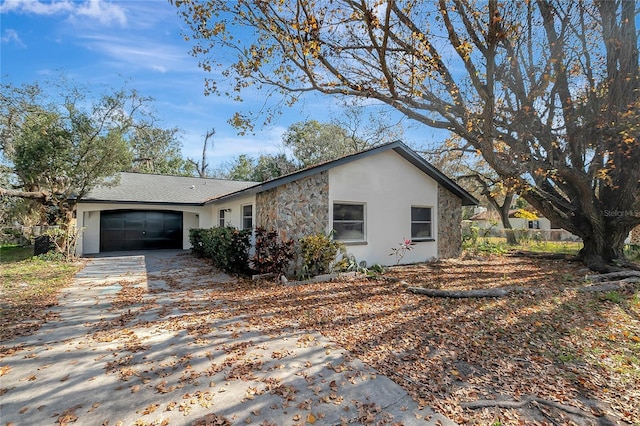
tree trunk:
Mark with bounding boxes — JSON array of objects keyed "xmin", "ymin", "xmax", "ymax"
[
  {"xmin": 579, "ymin": 225, "xmax": 631, "ymax": 272},
  {"xmin": 498, "ymin": 194, "xmax": 517, "ymax": 245},
  {"xmin": 501, "ymin": 213, "xmax": 517, "ymax": 245},
  {"xmin": 485, "ymin": 193, "xmax": 518, "ymax": 245}
]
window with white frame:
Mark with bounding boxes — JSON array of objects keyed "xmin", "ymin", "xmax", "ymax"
[
  {"xmin": 333, "ymin": 203, "xmax": 365, "ymax": 241},
  {"xmin": 242, "ymin": 204, "xmax": 253, "ymax": 229},
  {"xmin": 219, "ymin": 209, "xmax": 226, "ymax": 227},
  {"xmin": 411, "ymin": 206, "xmax": 432, "ymax": 240}
]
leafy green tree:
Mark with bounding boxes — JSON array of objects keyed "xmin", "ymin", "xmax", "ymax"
[
  {"xmin": 129, "ymin": 126, "xmax": 195, "ymax": 176},
  {"xmin": 224, "ymin": 153, "xmax": 296, "ymax": 182},
  {"xmin": 173, "ymin": 0, "xmax": 640, "ymax": 270},
  {"xmin": 0, "ymin": 79, "xmax": 155, "ymax": 232},
  {"xmin": 253, "ymin": 153, "xmax": 297, "ymax": 181},
  {"xmin": 283, "ymin": 120, "xmax": 363, "ymax": 167},
  {"xmin": 225, "ymin": 154, "xmax": 256, "ymax": 181}
]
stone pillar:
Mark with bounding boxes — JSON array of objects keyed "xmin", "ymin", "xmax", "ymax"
[
  {"xmin": 255, "ymin": 172, "xmax": 329, "ymax": 241},
  {"xmin": 437, "ymin": 186, "xmax": 462, "ymax": 258}
]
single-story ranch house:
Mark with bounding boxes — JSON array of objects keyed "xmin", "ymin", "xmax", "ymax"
[{"xmin": 76, "ymin": 141, "xmax": 477, "ymax": 266}]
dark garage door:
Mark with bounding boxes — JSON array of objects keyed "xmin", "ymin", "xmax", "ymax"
[{"xmin": 100, "ymin": 210, "xmax": 183, "ymax": 252}]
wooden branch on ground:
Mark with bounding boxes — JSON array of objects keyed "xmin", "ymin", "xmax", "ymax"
[
  {"xmin": 576, "ymin": 277, "xmax": 640, "ymax": 293},
  {"xmin": 407, "ymin": 279, "xmax": 640, "ymax": 298},
  {"xmin": 461, "ymin": 396, "xmax": 601, "ymax": 420},
  {"xmin": 586, "ymin": 270, "xmax": 640, "ymax": 282},
  {"xmin": 407, "ymin": 286, "xmax": 510, "ymax": 298}
]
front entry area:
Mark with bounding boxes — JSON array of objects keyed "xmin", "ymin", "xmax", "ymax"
[{"xmin": 100, "ymin": 210, "xmax": 183, "ymax": 252}]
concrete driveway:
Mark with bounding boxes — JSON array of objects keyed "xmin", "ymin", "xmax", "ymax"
[{"xmin": 0, "ymin": 250, "xmax": 453, "ymax": 425}]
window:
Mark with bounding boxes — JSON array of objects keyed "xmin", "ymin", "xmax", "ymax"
[
  {"xmin": 333, "ymin": 203, "xmax": 365, "ymax": 241},
  {"xmin": 411, "ymin": 207, "xmax": 432, "ymax": 240},
  {"xmin": 242, "ymin": 204, "xmax": 253, "ymax": 229},
  {"xmin": 528, "ymin": 220, "xmax": 540, "ymax": 229},
  {"xmin": 219, "ymin": 209, "xmax": 226, "ymax": 227}
]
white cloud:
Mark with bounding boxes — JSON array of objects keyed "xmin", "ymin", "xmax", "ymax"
[
  {"xmin": 1, "ymin": 28, "xmax": 25, "ymax": 47},
  {"xmin": 0, "ymin": 0, "xmax": 126, "ymax": 26},
  {"xmin": 75, "ymin": 0, "xmax": 126, "ymax": 26},
  {"xmin": 80, "ymin": 33, "xmax": 189, "ymax": 73},
  {"xmin": 0, "ymin": 0, "xmax": 74, "ymax": 15},
  {"xmin": 151, "ymin": 65, "xmax": 168, "ymax": 73}
]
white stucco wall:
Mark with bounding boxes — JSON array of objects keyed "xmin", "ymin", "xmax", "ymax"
[
  {"xmin": 328, "ymin": 150, "xmax": 439, "ymax": 266},
  {"xmin": 208, "ymin": 194, "xmax": 256, "ymax": 230},
  {"xmin": 75, "ymin": 203, "xmax": 211, "ymax": 255}
]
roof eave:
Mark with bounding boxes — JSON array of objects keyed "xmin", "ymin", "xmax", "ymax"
[
  {"xmin": 203, "ymin": 140, "xmax": 478, "ymax": 206},
  {"xmin": 78, "ymin": 199, "xmax": 205, "ymax": 207}
]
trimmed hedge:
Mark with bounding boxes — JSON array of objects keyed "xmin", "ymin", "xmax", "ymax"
[{"xmin": 189, "ymin": 227, "xmax": 252, "ymax": 275}]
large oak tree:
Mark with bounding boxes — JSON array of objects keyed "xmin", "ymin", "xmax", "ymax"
[{"xmin": 173, "ymin": 0, "xmax": 639, "ymax": 270}]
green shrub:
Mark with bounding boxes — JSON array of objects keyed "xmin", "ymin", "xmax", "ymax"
[
  {"xmin": 463, "ymin": 224, "xmax": 480, "ymax": 246},
  {"xmin": 625, "ymin": 244, "xmax": 640, "ymax": 261},
  {"xmin": 463, "ymin": 236, "xmax": 507, "ymax": 255},
  {"xmin": 189, "ymin": 227, "xmax": 252, "ymax": 275},
  {"xmin": 251, "ymin": 227, "xmax": 295, "ymax": 276},
  {"xmin": 299, "ymin": 233, "xmax": 346, "ymax": 279},
  {"xmin": 189, "ymin": 228, "xmax": 208, "ymax": 257}
]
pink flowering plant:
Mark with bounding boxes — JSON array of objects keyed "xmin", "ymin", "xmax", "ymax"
[{"xmin": 390, "ymin": 237, "xmax": 415, "ymax": 265}]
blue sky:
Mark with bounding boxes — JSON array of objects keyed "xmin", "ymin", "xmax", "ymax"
[{"xmin": 0, "ymin": 0, "xmax": 442, "ymax": 171}]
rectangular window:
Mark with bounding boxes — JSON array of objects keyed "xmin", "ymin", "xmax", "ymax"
[
  {"xmin": 219, "ymin": 209, "xmax": 225, "ymax": 227},
  {"xmin": 333, "ymin": 203, "xmax": 365, "ymax": 241},
  {"xmin": 528, "ymin": 220, "xmax": 540, "ymax": 229},
  {"xmin": 411, "ymin": 207, "xmax": 432, "ymax": 240},
  {"xmin": 242, "ymin": 204, "xmax": 253, "ymax": 229}
]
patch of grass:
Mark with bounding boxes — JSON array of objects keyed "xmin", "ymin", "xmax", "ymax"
[
  {"xmin": 0, "ymin": 246, "xmax": 83, "ymax": 340},
  {"xmin": 602, "ymin": 290, "xmax": 623, "ymax": 304},
  {"xmin": 463, "ymin": 238, "xmax": 507, "ymax": 255},
  {"xmin": 464, "ymin": 237, "xmax": 582, "ymax": 256},
  {"xmin": 520, "ymin": 240, "xmax": 582, "ymax": 255},
  {"xmin": 0, "ymin": 245, "xmax": 34, "ymax": 263}
]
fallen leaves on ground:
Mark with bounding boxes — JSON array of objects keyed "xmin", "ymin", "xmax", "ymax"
[
  {"xmin": 218, "ymin": 255, "xmax": 639, "ymax": 425},
  {"xmin": 0, "ymin": 256, "xmax": 83, "ymax": 340},
  {"xmin": 2, "ymin": 252, "xmax": 638, "ymax": 425}
]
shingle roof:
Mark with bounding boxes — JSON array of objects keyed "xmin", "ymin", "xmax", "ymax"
[
  {"xmin": 81, "ymin": 172, "xmax": 258, "ymax": 205},
  {"xmin": 80, "ymin": 142, "xmax": 478, "ymax": 207}
]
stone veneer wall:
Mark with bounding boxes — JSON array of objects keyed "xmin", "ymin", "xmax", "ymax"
[
  {"xmin": 437, "ymin": 186, "xmax": 463, "ymax": 258},
  {"xmin": 255, "ymin": 171, "xmax": 329, "ymax": 241}
]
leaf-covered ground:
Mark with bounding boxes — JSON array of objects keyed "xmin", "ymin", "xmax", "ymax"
[
  {"xmin": 223, "ymin": 255, "xmax": 640, "ymax": 425},
  {"xmin": 0, "ymin": 248, "xmax": 83, "ymax": 340},
  {"xmin": 1, "ymin": 252, "xmax": 639, "ymax": 425}
]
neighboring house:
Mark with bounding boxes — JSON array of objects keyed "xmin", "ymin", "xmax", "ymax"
[
  {"xmin": 466, "ymin": 207, "xmax": 578, "ymax": 241},
  {"xmin": 76, "ymin": 141, "xmax": 478, "ymax": 266},
  {"xmin": 628, "ymin": 226, "xmax": 640, "ymax": 246}
]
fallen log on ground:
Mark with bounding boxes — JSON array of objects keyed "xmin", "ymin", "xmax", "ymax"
[
  {"xmin": 576, "ymin": 277, "xmax": 640, "ymax": 292},
  {"xmin": 407, "ymin": 287, "xmax": 510, "ymax": 298},
  {"xmin": 586, "ymin": 270, "xmax": 640, "ymax": 282},
  {"xmin": 461, "ymin": 396, "xmax": 605, "ymax": 421},
  {"xmin": 407, "ymin": 279, "xmax": 640, "ymax": 298}
]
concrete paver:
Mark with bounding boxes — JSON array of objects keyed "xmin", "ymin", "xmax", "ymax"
[{"xmin": 0, "ymin": 250, "xmax": 454, "ymax": 425}]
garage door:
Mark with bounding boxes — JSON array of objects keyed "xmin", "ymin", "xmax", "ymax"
[{"xmin": 100, "ymin": 210, "xmax": 183, "ymax": 252}]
